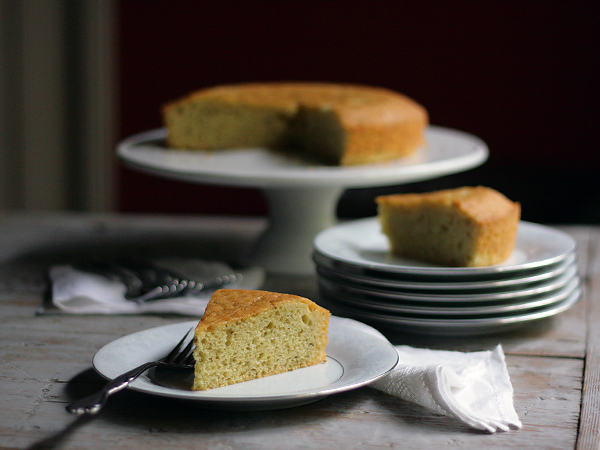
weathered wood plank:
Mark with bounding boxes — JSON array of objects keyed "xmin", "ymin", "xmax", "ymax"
[
  {"xmin": 577, "ymin": 228, "xmax": 600, "ymax": 450},
  {"xmin": 0, "ymin": 216, "xmax": 592, "ymax": 449},
  {"xmin": 0, "ymin": 354, "xmax": 581, "ymax": 450}
]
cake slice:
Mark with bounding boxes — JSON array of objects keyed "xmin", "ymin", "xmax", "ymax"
[
  {"xmin": 376, "ymin": 186, "xmax": 521, "ymax": 267},
  {"xmin": 192, "ymin": 289, "xmax": 330, "ymax": 390}
]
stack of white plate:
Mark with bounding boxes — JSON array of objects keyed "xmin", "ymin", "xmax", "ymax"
[{"xmin": 313, "ymin": 218, "xmax": 581, "ymax": 336}]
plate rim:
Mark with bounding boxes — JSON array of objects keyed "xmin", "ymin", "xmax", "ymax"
[
  {"xmin": 317, "ymin": 263, "xmax": 579, "ymax": 302},
  {"xmin": 116, "ymin": 126, "xmax": 488, "ymax": 188},
  {"xmin": 321, "ymin": 287, "xmax": 581, "ymax": 329},
  {"xmin": 319, "ymin": 276, "xmax": 580, "ymax": 316},
  {"xmin": 315, "ymin": 253, "xmax": 577, "ymax": 292},
  {"xmin": 92, "ymin": 316, "xmax": 399, "ymax": 408}
]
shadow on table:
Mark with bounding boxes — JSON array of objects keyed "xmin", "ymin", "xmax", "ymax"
[
  {"xmin": 36, "ymin": 366, "xmax": 363, "ymax": 444},
  {"xmin": 378, "ymin": 316, "xmax": 558, "ymax": 351},
  {"xmin": 365, "ymin": 386, "xmax": 490, "ymax": 435}
]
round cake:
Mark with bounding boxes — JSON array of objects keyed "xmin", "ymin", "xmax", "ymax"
[{"xmin": 162, "ymin": 82, "xmax": 428, "ymax": 166}]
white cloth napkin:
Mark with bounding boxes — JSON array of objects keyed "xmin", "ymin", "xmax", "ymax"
[
  {"xmin": 371, "ymin": 343, "xmax": 522, "ymax": 432},
  {"xmin": 48, "ymin": 261, "xmax": 265, "ymax": 316}
]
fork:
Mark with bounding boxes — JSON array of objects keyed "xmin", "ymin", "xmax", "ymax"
[
  {"xmin": 66, "ymin": 328, "xmax": 195, "ymax": 415},
  {"xmin": 74, "ymin": 258, "xmax": 242, "ymax": 303},
  {"xmin": 130, "ymin": 272, "xmax": 243, "ymax": 303}
]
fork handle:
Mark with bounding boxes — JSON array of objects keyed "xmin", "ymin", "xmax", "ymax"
[{"xmin": 66, "ymin": 361, "xmax": 161, "ymax": 415}]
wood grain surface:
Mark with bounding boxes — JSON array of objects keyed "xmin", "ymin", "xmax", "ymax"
[{"xmin": 0, "ymin": 215, "xmax": 597, "ymax": 449}]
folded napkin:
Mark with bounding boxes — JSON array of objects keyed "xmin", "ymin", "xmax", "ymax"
[
  {"xmin": 371, "ymin": 343, "xmax": 522, "ymax": 433},
  {"xmin": 48, "ymin": 260, "xmax": 265, "ymax": 316}
]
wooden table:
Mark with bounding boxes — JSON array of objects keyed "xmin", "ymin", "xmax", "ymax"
[{"xmin": 0, "ymin": 213, "xmax": 598, "ymax": 449}]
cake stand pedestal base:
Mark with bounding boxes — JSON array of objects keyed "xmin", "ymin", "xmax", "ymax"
[{"xmin": 249, "ymin": 186, "xmax": 345, "ymax": 275}]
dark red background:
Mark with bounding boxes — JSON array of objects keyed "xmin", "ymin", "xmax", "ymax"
[{"xmin": 117, "ymin": 1, "xmax": 599, "ymax": 223}]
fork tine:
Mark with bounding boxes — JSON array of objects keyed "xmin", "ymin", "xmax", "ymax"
[
  {"xmin": 162, "ymin": 327, "xmax": 194, "ymax": 363},
  {"xmin": 183, "ymin": 353, "xmax": 195, "ymax": 366},
  {"xmin": 171, "ymin": 338, "xmax": 195, "ymax": 365}
]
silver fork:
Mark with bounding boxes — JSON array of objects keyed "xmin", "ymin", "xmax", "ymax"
[
  {"xmin": 74, "ymin": 258, "xmax": 242, "ymax": 303},
  {"xmin": 66, "ymin": 328, "xmax": 195, "ymax": 415},
  {"xmin": 129, "ymin": 272, "xmax": 243, "ymax": 303}
]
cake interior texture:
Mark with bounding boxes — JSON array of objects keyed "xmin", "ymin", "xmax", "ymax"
[
  {"xmin": 192, "ymin": 289, "xmax": 330, "ymax": 391},
  {"xmin": 376, "ymin": 186, "xmax": 521, "ymax": 267},
  {"xmin": 162, "ymin": 82, "xmax": 428, "ymax": 166}
]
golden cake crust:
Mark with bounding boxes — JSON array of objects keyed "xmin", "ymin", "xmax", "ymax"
[
  {"xmin": 195, "ymin": 289, "xmax": 329, "ymax": 333},
  {"xmin": 169, "ymin": 83, "xmax": 426, "ymax": 125},
  {"xmin": 377, "ymin": 186, "xmax": 519, "ymax": 223}
]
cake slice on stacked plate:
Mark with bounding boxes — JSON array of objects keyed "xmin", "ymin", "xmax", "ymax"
[{"xmin": 313, "ymin": 187, "xmax": 580, "ymax": 336}]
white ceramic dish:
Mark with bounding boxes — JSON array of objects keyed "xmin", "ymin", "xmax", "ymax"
[
  {"xmin": 93, "ymin": 317, "xmax": 399, "ymax": 410},
  {"xmin": 317, "ymin": 263, "xmax": 578, "ymax": 302},
  {"xmin": 315, "ymin": 252, "xmax": 576, "ymax": 292},
  {"xmin": 313, "ymin": 219, "xmax": 577, "ymax": 277},
  {"xmin": 319, "ymin": 276, "xmax": 580, "ymax": 316},
  {"xmin": 117, "ymin": 126, "xmax": 487, "ymax": 188},
  {"xmin": 319, "ymin": 288, "xmax": 582, "ymax": 336},
  {"xmin": 117, "ymin": 126, "xmax": 488, "ymax": 275}
]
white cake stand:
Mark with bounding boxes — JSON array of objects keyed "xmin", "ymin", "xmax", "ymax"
[{"xmin": 117, "ymin": 126, "xmax": 488, "ymax": 274}]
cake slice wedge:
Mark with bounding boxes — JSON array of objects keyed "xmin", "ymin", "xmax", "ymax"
[
  {"xmin": 376, "ymin": 186, "xmax": 521, "ymax": 267},
  {"xmin": 192, "ymin": 289, "xmax": 330, "ymax": 390}
]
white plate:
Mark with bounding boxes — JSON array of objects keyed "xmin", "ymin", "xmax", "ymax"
[
  {"xmin": 117, "ymin": 126, "xmax": 488, "ymax": 189},
  {"xmin": 315, "ymin": 253, "xmax": 576, "ymax": 292},
  {"xmin": 320, "ymin": 288, "xmax": 582, "ymax": 336},
  {"xmin": 92, "ymin": 317, "xmax": 398, "ymax": 410},
  {"xmin": 319, "ymin": 276, "xmax": 580, "ymax": 316},
  {"xmin": 317, "ymin": 263, "xmax": 578, "ymax": 302},
  {"xmin": 314, "ymin": 219, "xmax": 577, "ymax": 277}
]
